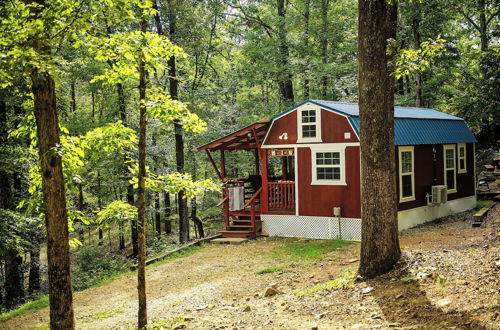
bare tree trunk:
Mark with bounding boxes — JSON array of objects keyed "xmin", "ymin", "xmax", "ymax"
[
  {"xmin": 91, "ymin": 90, "xmax": 95, "ymax": 121},
  {"xmin": 97, "ymin": 171, "xmax": 103, "ymax": 245},
  {"xmin": 412, "ymin": 17, "xmax": 423, "ymax": 107},
  {"xmin": 163, "ymin": 190, "xmax": 172, "ymax": 234},
  {"xmin": 358, "ymin": 0, "xmax": 401, "ymax": 279},
  {"xmin": 303, "ymin": 0, "xmax": 311, "ymax": 99},
  {"xmin": 137, "ymin": 12, "xmax": 149, "ymax": 329},
  {"xmin": 28, "ymin": 234, "xmax": 41, "ymax": 295},
  {"xmin": 320, "ymin": 0, "xmax": 329, "ymax": 99},
  {"xmin": 70, "ymin": 80, "xmax": 76, "ymax": 113},
  {"xmin": 30, "ymin": 69, "xmax": 74, "ymax": 328},
  {"xmin": 478, "ymin": 0, "xmax": 488, "ymax": 52},
  {"xmin": 276, "ymin": 0, "xmax": 294, "ymax": 105}
]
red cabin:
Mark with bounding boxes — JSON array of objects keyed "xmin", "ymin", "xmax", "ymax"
[{"xmin": 198, "ymin": 100, "xmax": 477, "ymax": 240}]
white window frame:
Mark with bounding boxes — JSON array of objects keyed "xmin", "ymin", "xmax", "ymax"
[
  {"xmin": 443, "ymin": 144, "xmax": 457, "ymax": 193},
  {"xmin": 457, "ymin": 143, "xmax": 467, "ymax": 173},
  {"xmin": 297, "ymin": 106, "xmax": 322, "ymax": 143},
  {"xmin": 310, "ymin": 145, "xmax": 346, "ymax": 185},
  {"xmin": 398, "ymin": 146, "xmax": 415, "ymax": 203}
]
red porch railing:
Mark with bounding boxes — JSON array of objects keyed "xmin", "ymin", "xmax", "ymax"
[{"xmin": 268, "ymin": 182, "xmax": 295, "ymax": 210}]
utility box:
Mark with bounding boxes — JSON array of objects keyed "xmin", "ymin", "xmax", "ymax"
[{"xmin": 333, "ymin": 207, "xmax": 341, "ymax": 217}]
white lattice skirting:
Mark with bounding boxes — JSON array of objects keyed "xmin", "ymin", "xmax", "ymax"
[{"xmin": 261, "ymin": 215, "xmax": 362, "ymax": 241}]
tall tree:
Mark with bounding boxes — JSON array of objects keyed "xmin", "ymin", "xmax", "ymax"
[
  {"xmin": 276, "ymin": 0, "xmax": 294, "ymax": 105},
  {"xmin": 357, "ymin": 0, "xmax": 401, "ymax": 278}
]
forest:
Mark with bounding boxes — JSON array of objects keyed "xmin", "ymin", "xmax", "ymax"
[{"xmin": 0, "ymin": 0, "xmax": 498, "ymax": 329}]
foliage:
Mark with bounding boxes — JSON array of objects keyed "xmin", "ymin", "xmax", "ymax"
[
  {"xmin": 391, "ymin": 36, "xmax": 447, "ymax": 79},
  {"xmin": 0, "ymin": 296, "xmax": 49, "ymax": 323},
  {"xmin": 71, "ymin": 245, "xmax": 132, "ymax": 291},
  {"xmin": 96, "ymin": 201, "xmax": 137, "ymax": 229}
]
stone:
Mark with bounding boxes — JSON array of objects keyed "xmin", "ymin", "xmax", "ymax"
[
  {"xmin": 361, "ymin": 287, "xmax": 374, "ymax": 294},
  {"xmin": 436, "ymin": 298, "xmax": 451, "ymax": 307},
  {"xmin": 242, "ymin": 305, "xmax": 251, "ymax": 312},
  {"xmin": 264, "ymin": 287, "xmax": 282, "ymax": 297}
]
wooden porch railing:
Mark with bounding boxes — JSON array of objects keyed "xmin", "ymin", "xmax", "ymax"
[
  {"xmin": 244, "ymin": 186, "xmax": 263, "ymax": 232},
  {"xmin": 268, "ymin": 182, "xmax": 295, "ymax": 210}
]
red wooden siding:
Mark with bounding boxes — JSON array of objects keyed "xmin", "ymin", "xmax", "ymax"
[
  {"xmin": 265, "ymin": 110, "xmax": 298, "ymax": 145},
  {"xmin": 320, "ymin": 110, "xmax": 359, "ymax": 143},
  {"xmin": 297, "ymin": 146, "xmax": 361, "ymax": 218},
  {"xmin": 263, "ymin": 108, "xmax": 358, "ymax": 145},
  {"xmin": 396, "ymin": 143, "xmax": 475, "ymax": 211}
]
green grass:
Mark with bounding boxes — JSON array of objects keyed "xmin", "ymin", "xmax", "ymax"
[
  {"xmin": 476, "ymin": 200, "xmax": 494, "ymax": 210},
  {"xmin": 256, "ymin": 265, "xmax": 285, "ymax": 274},
  {"xmin": 297, "ymin": 270, "xmax": 356, "ymax": 296},
  {"xmin": 80, "ymin": 308, "xmax": 126, "ymax": 322},
  {"xmin": 269, "ymin": 238, "xmax": 350, "ymax": 260},
  {"xmin": 0, "ymin": 296, "xmax": 49, "ymax": 323}
]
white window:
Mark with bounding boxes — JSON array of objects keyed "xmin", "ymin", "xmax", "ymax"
[
  {"xmin": 298, "ymin": 107, "xmax": 321, "ymax": 142},
  {"xmin": 444, "ymin": 144, "xmax": 457, "ymax": 193},
  {"xmin": 458, "ymin": 143, "xmax": 466, "ymax": 173},
  {"xmin": 311, "ymin": 147, "xmax": 346, "ymax": 185},
  {"xmin": 398, "ymin": 146, "xmax": 415, "ymax": 202}
]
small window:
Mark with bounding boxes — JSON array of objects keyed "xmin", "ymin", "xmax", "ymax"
[
  {"xmin": 311, "ymin": 148, "xmax": 345, "ymax": 185},
  {"xmin": 298, "ymin": 108, "xmax": 321, "ymax": 142},
  {"xmin": 458, "ymin": 143, "xmax": 466, "ymax": 173},
  {"xmin": 443, "ymin": 144, "xmax": 457, "ymax": 193},
  {"xmin": 399, "ymin": 146, "xmax": 415, "ymax": 202}
]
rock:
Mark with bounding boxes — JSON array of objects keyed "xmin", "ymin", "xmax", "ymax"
[
  {"xmin": 416, "ymin": 271, "xmax": 430, "ymax": 279},
  {"xmin": 347, "ymin": 258, "xmax": 359, "ymax": 263},
  {"xmin": 436, "ymin": 298, "xmax": 451, "ymax": 307},
  {"xmin": 183, "ymin": 316, "xmax": 194, "ymax": 321},
  {"xmin": 264, "ymin": 287, "xmax": 282, "ymax": 297},
  {"xmin": 315, "ymin": 312, "xmax": 326, "ymax": 319},
  {"xmin": 195, "ymin": 305, "xmax": 208, "ymax": 311},
  {"xmin": 455, "ymin": 280, "xmax": 468, "ymax": 285},
  {"xmin": 361, "ymin": 287, "xmax": 374, "ymax": 294},
  {"xmin": 352, "ymin": 323, "xmax": 363, "ymax": 329},
  {"xmin": 311, "ymin": 326, "xmax": 319, "ymax": 330},
  {"xmin": 242, "ymin": 305, "xmax": 251, "ymax": 312}
]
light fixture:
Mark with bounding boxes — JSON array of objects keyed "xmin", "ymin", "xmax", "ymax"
[{"xmin": 279, "ymin": 132, "xmax": 288, "ymax": 140}]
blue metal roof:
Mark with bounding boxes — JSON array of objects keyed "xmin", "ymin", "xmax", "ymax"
[{"xmin": 275, "ymin": 100, "xmax": 477, "ymax": 145}]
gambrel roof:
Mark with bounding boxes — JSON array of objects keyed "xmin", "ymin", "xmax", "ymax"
[{"xmin": 274, "ymin": 100, "xmax": 477, "ymax": 145}]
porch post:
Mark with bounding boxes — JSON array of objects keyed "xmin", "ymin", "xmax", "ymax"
[
  {"xmin": 220, "ymin": 149, "xmax": 226, "ymax": 179},
  {"xmin": 260, "ymin": 148, "xmax": 269, "ymax": 213}
]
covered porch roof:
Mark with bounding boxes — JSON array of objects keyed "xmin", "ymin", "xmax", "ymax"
[{"xmin": 197, "ymin": 119, "xmax": 270, "ymax": 152}]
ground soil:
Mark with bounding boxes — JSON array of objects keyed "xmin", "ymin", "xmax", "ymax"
[{"xmin": 2, "ymin": 204, "xmax": 499, "ymax": 329}]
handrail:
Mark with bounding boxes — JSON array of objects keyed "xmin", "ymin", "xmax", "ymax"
[
  {"xmin": 217, "ymin": 194, "xmax": 229, "ymax": 207},
  {"xmin": 243, "ymin": 186, "xmax": 263, "ymax": 208}
]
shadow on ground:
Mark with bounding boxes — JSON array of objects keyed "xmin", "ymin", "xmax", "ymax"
[{"xmin": 369, "ymin": 259, "xmax": 487, "ymax": 329}]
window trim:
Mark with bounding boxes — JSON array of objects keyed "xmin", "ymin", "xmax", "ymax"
[
  {"xmin": 457, "ymin": 143, "xmax": 467, "ymax": 174},
  {"xmin": 443, "ymin": 144, "xmax": 457, "ymax": 193},
  {"xmin": 398, "ymin": 146, "xmax": 415, "ymax": 203},
  {"xmin": 310, "ymin": 146, "xmax": 346, "ymax": 186},
  {"xmin": 297, "ymin": 107, "xmax": 322, "ymax": 143}
]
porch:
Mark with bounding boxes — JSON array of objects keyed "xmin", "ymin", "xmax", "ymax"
[{"xmin": 197, "ymin": 120, "xmax": 296, "ymax": 238}]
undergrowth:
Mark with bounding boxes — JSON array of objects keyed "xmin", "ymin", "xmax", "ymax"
[
  {"xmin": 269, "ymin": 238, "xmax": 350, "ymax": 260},
  {"xmin": 71, "ymin": 245, "xmax": 132, "ymax": 291},
  {"xmin": 0, "ymin": 296, "xmax": 49, "ymax": 323},
  {"xmin": 256, "ymin": 265, "xmax": 284, "ymax": 274},
  {"xmin": 297, "ymin": 270, "xmax": 356, "ymax": 296},
  {"xmin": 476, "ymin": 200, "xmax": 494, "ymax": 210}
]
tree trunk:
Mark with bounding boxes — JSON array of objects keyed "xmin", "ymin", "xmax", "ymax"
[
  {"xmin": 78, "ymin": 182, "xmax": 85, "ymax": 244},
  {"xmin": 320, "ymin": 0, "xmax": 329, "ymax": 99},
  {"xmin": 137, "ymin": 15, "xmax": 149, "ymax": 329},
  {"xmin": 4, "ymin": 250, "xmax": 24, "ymax": 308},
  {"xmin": 70, "ymin": 80, "xmax": 76, "ymax": 113},
  {"xmin": 97, "ymin": 171, "xmax": 104, "ymax": 245},
  {"xmin": 28, "ymin": 239, "xmax": 41, "ymax": 295},
  {"xmin": 30, "ymin": 69, "xmax": 74, "ymax": 328},
  {"xmin": 276, "ymin": 0, "xmax": 294, "ymax": 106},
  {"xmin": 154, "ymin": 191, "xmax": 161, "ymax": 235},
  {"xmin": 91, "ymin": 90, "xmax": 95, "ymax": 121},
  {"xmin": 303, "ymin": 0, "xmax": 311, "ymax": 99},
  {"xmin": 165, "ymin": 0, "xmax": 189, "ymax": 243},
  {"xmin": 357, "ymin": 0, "xmax": 401, "ymax": 279},
  {"xmin": 117, "ymin": 82, "xmax": 138, "ymax": 257},
  {"xmin": 412, "ymin": 17, "xmax": 423, "ymax": 107},
  {"xmin": 478, "ymin": 0, "xmax": 488, "ymax": 52},
  {"xmin": 163, "ymin": 190, "xmax": 172, "ymax": 234}
]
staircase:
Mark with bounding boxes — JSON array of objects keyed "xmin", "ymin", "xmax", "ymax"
[
  {"xmin": 220, "ymin": 211, "xmax": 261, "ymax": 238},
  {"xmin": 220, "ymin": 184, "xmax": 263, "ymax": 239}
]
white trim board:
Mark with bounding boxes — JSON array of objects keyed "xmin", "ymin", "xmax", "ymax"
[{"xmin": 262, "ymin": 142, "xmax": 360, "ymax": 149}]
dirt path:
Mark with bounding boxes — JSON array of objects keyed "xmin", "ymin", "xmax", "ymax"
[{"xmin": 2, "ymin": 205, "xmax": 499, "ymax": 329}]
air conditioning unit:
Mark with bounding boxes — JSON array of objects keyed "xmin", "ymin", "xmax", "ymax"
[{"xmin": 431, "ymin": 185, "xmax": 448, "ymax": 205}]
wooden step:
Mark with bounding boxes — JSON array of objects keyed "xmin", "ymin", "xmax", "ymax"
[
  {"xmin": 227, "ymin": 225, "xmax": 254, "ymax": 229},
  {"xmin": 220, "ymin": 230, "xmax": 256, "ymax": 239}
]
